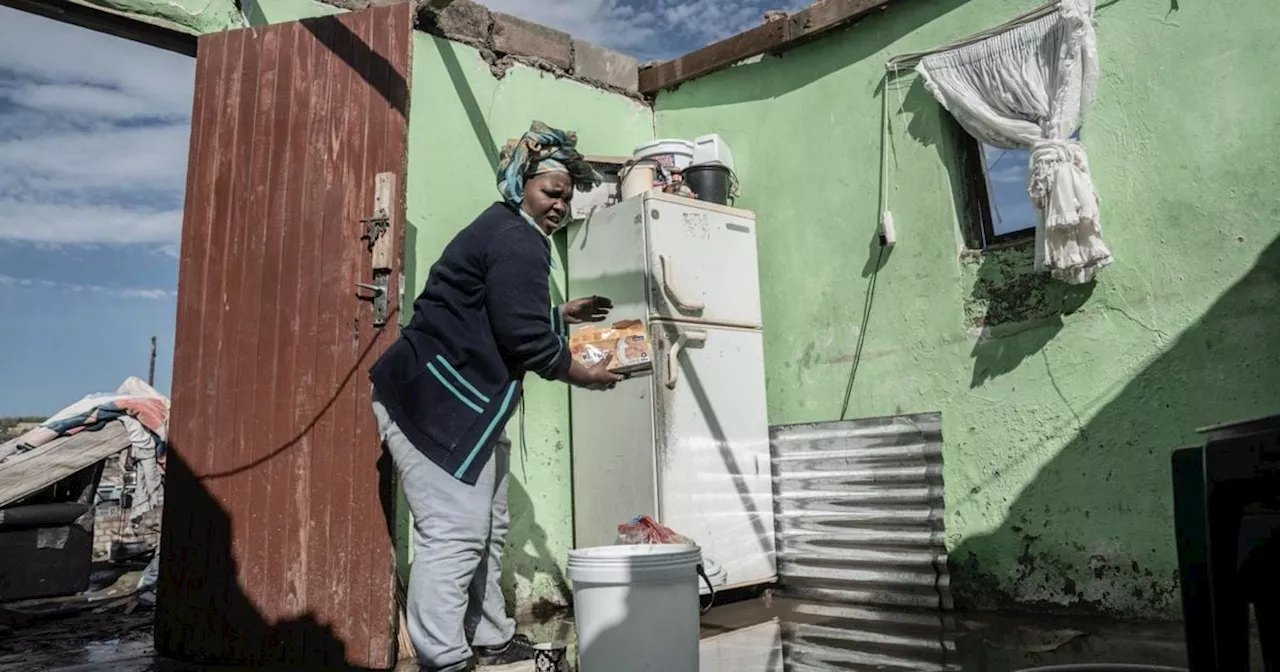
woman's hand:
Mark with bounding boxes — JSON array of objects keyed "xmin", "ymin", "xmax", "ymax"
[
  {"xmin": 564, "ymin": 353, "xmax": 623, "ymax": 391},
  {"xmin": 562, "ymin": 295, "xmax": 613, "ymax": 324}
]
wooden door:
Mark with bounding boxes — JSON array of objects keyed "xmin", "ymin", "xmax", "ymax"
[{"xmin": 155, "ymin": 5, "xmax": 411, "ymax": 668}]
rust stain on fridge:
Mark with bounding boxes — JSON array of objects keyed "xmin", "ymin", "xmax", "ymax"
[{"xmin": 156, "ymin": 5, "xmax": 411, "ymax": 668}]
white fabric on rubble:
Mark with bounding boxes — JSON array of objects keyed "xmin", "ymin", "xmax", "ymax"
[
  {"xmin": 0, "ymin": 377, "xmax": 168, "ymax": 521},
  {"xmin": 123, "ymin": 416, "xmax": 165, "ymax": 522},
  {"xmin": 137, "ymin": 549, "xmax": 160, "ymax": 604},
  {"xmin": 915, "ymin": 0, "xmax": 1112, "ymax": 284},
  {"xmin": 110, "ymin": 377, "xmax": 168, "ymax": 522}
]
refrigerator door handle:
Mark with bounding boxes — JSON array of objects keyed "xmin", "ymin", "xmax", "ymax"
[
  {"xmin": 658, "ymin": 254, "xmax": 705, "ymax": 313},
  {"xmin": 665, "ymin": 328, "xmax": 708, "ymax": 389}
]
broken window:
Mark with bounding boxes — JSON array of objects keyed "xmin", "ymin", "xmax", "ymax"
[{"xmin": 946, "ymin": 111, "xmax": 1082, "ymax": 250}]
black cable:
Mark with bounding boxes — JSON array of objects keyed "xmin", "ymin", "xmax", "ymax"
[{"xmin": 840, "ymin": 243, "xmax": 886, "ymax": 421}]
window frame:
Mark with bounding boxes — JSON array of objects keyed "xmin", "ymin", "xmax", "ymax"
[{"xmin": 942, "ymin": 112, "xmax": 1036, "ymax": 250}]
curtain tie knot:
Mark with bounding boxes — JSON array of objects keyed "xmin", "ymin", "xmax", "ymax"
[{"xmin": 1029, "ymin": 139, "xmax": 1091, "ymax": 216}]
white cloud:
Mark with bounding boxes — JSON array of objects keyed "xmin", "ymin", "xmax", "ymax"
[
  {"xmin": 0, "ymin": 6, "xmax": 193, "ymax": 120},
  {"xmin": 988, "ymin": 161, "xmax": 1028, "ymax": 185},
  {"xmin": 0, "ymin": 123, "xmax": 190, "ymax": 194},
  {"xmin": 5, "ymin": 83, "xmax": 183, "ymax": 121},
  {"xmin": 0, "ymin": 199, "xmax": 182, "ymax": 244},
  {"xmin": 0, "ymin": 273, "xmax": 174, "ymax": 299},
  {"xmin": 0, "ymin": 6, "xmax": 192, "ymax": 246}
]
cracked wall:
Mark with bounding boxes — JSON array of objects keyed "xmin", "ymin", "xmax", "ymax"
[{"xmin": 655, "ymin": 0, "xmax": 1280, "ymax": 619}]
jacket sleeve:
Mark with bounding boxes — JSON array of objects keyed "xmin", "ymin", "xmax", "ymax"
[{"xmin": 484, "ymin": 229, "xmax": 572, "ymax": 380}]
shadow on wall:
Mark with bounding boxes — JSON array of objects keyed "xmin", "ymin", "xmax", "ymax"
[
  {"xmin": 504, "ymin": 475, "xmax": 573, "ymax": 615},
  {"xmin": 156, "ymin": 450, "xmax": 391, "ymax": 669},
  {"xmin": 434, "ymin": 37, "xmax": 501, "ymax": 172},
  {"xmin": 950, "ymin": 235, "xmax": 1280, "ymax": 617}
]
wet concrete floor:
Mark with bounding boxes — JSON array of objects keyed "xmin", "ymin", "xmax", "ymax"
[{"xmin": 6, "ymin": 592, "xmax": 1268, "ymax": 671}]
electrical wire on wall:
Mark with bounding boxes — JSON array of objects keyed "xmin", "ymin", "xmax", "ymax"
[{"xmin": 839, "ymin": 73, "xmax": 898, "ymax": 421}]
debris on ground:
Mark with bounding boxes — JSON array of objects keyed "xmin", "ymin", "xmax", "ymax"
[{"xmin": 0, "ymin": 582, "xmax": 154, "ymax": 672}]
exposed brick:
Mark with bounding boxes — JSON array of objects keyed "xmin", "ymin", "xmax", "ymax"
[
  {"xmin": 491, "ymin": 12, "xmax": 572, "ymax": 70},
  {"xmin": 418, "ymin": 0, "xmax": 491, "ymax": 47},
  {"xmin": 572, "ymin": 39, "xmax": 638, "ymax": 92}
]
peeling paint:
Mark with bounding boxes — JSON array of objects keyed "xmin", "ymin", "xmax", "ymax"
[{"xmin": 961, "ymin": 243, "xmax": 1093, "ymax": 332}]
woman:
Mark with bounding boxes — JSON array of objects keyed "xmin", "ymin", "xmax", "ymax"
[{"xmin": 369, "ymin": 122, "xmax": 620, "ymax": 671}]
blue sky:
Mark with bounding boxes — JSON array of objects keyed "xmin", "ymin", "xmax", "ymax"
[
  {"xmin": 0, "ymin": 6, "xmax": 192, "ymax": 415},
  {"xmin": 0, "ymin": 0, "xmax": 815, "ymax": 416},
  {"xmin": 981, "ymin": 144, "xmax": 1037, "ymax": 237}
]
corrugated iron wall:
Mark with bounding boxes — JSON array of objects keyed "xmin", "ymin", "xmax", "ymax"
[
  {"xmin": 771, "ymin": 413, "xmax": 956, "ymax": 669},
  {"xmin": 778, "ymin": 601, "xmax": 959, "ymax": 671},
  {"xmin": 156, "ymin": 5, "xmax": 411, "ymax": 668}
]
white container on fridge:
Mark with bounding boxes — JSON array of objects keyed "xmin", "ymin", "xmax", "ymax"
[{"xmin": 692, "ymin": 133, "xmax": 735, "ymax": 171}]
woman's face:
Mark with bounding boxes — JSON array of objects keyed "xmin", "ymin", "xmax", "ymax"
[{"xmin": 522, "ymin": 171, "xmax": 573, "ymax": 234}]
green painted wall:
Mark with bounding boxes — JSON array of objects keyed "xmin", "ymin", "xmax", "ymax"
[
  {"xmin": 246, "ymin": 0, "xmax": 343, "ymax": 25},
  {"xmin": 83, "ymin": 0, "xmax": 242, "ymax": 34},
  {"xmin": 655, "ymin": 0, "xmax": 1280, "ymax": 618},
  {"xmin": 402, "ymin": 34, "xmax": 654, "ymax": 616}
]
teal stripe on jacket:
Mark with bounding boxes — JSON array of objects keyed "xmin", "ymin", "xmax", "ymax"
[
  {"xmin": 434, "ymin": 355, "xmax": 491, "ymax": 403},
  {"xmin": 426, "ymin": 363, "xmax": 484, "ymax": 414},
  {"xmin": 454, "ymin": 382, "xmax": 518, "ymax": 479}
]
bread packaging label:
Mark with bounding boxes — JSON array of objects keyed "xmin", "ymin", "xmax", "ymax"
[{"xmin": 569, "ymin": 319, "xmax": 653, "ymax": 375}]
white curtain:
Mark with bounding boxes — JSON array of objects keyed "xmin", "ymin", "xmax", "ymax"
[{"xmin": 916, "ymin": 0, "xmax": 1112, "ymax": 284}]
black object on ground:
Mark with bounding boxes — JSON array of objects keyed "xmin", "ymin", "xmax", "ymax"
[
  {"xmin": 0, "ymin": 462, "xmax": 104, "ymax": 602},
  {"xmin": 1172, "ymin": 414, "xmax": 1280, "ymax": 672}
]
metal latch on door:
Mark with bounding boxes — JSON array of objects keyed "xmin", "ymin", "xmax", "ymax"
[{"xmin": 355, "ymin": 172, "xmax": 397, "ymax": 328}]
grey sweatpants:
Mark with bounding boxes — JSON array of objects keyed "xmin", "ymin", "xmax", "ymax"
[{"xmin": 372, "ymin": 393, "xmax": 516, "ymax": 670}]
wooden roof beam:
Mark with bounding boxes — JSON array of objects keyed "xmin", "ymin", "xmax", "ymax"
[{"xmin": 638, "ymin": 0, "xmax": 897, "ymax": 94}]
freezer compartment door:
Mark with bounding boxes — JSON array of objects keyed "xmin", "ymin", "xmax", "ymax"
[
  {"xmin": 652, "ymin": 322, "xmax": 776, "ymax": 586},
  {"xmin": 645, "ymin": 197, "xmax": 762, "ymax": 327},
  {"xmin": 567, "ymin": 196, "xmax": 649, "ymax": 322}
]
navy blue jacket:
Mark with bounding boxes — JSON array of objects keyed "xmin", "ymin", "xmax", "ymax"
[{"xmin": 370, "ymin": 202, "xmax": 571, "ymax": 484}]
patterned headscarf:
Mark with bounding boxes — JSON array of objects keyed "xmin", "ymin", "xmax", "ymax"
[{"xmin": 496, "ymin": 121, "xmax": 602, "ymax": 205}]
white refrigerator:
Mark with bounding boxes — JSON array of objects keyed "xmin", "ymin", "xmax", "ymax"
[{"xmin": 566, "ymin": 191, "xmax": 776, "ymax": 591}]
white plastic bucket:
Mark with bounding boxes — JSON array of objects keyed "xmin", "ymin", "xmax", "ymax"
[
  {"xmin": 692, "ymin": 133, "xmax": 735, "ymax": 171},
  {"xmin": 619, "ymin": 160, "xmax": 659, "ymax": 200},
  {"xmin": 568, "ymin": 544, "xmax": 702, "ymax": 672},
  {"xmin": 634, "ymin": 138, "xmax": 694, "ymax": 170}
]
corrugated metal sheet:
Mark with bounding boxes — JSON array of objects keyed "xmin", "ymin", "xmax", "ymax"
[
  {"xmin": 771, "ymin": 412, "xmax": 950, "ymax": 610},
  {"xmin": 771, "ymin": 413, "xmax": 956, "ymax": 670},
  {"xmin": 778, "ymin": 600, "xmax": 959, "ymax": 671},
  {"xmin": 155, "ymin": 6, "xmax": 411, "ymax": 668}
]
